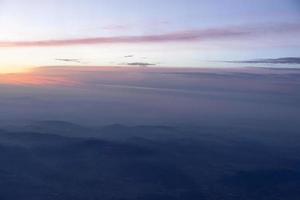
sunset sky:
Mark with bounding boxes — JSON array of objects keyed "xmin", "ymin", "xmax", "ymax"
[
  {"xmin": 1, "ymin": 2, "xmax": 300, "ymax": 199},
  {"xmin": 0, "ymin": 0, "xmax": 300, "ymax": 73}
]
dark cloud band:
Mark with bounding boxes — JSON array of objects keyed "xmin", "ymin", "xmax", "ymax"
[
  {"xmin": 127, "ymin": 62, "xmax": 156, "ymax": 67},
  {"xmin": 225, "ymin": 57, "xmax": 300, "ymax": 65}
]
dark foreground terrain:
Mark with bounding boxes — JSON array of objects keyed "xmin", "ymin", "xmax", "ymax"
[{"xmin": 0, "ymin": 121, "xmax": 300, "ymax": 200}]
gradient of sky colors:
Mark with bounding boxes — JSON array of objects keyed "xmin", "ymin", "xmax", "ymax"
[{"xmin": 0, "ymin": 0, "xmax": 300, "ymax": 72}]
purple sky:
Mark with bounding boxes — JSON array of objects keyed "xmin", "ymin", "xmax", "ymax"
[{"xmin": 0, "ymin": 0, "xmax": 300, "ymax": 72}]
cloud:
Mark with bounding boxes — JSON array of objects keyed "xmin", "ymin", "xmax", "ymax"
[
  {"xmin": 0, "ymin": 23, "xmax": 299, "ymax": 48},
  {"xmin": 56, "ymin": 58, "xmax": 82, "ymax": 63},
  {"xmin": 224, "ymin": 57, "xmax": 300, "ymax": 65},
  {"xmin": 127, "ymin": 62, "xmax": 156, "ymax": 67},
  {"xmin": 124, "ymin": 55, "xmax": 134, "ymax": 58}
]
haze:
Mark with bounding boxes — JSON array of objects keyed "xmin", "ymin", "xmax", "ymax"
[{"xmin": 0, "ymin": 1, "xmax": 300, "ymax": 200}]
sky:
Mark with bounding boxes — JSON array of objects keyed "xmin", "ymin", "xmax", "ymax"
[{"xmin": 0, "ymin": 0, "xmax": 300, "ymax": 73}]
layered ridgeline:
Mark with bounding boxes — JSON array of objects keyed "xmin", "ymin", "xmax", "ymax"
[{"xmin": 0, "ymin": 121, "xmax": 300, "ymax": 200}]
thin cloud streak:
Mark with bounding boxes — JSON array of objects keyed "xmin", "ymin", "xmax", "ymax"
[
  {"xmin": 124, "ymin": 55, "xmax": 134, "ymax": 58},
  {"xmin": 0, "ymin": 23, "xmax": 299, "ymax": 48},
  {"xmin": 225, "ymin": 57, "xmax": 300, "ymax": 64},
  {"xmin": 127, "ymin": 62, "xmax": 156, "ymax": 67},
  {"xmin": 56, "ymin": 58, "xmax": 82, "ymax": 63}
]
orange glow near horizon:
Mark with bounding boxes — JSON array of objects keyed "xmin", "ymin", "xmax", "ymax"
[
  {"xmin": 0, "ymin": 66, "xmax": 151, "ymax": 86},
  {"xmin": 0, "ymin": 72, "xmax": 79, "ymax": 86},
  {"xmin": 0, "ymin": 65, "xmax": 33, "ymax": 74}
]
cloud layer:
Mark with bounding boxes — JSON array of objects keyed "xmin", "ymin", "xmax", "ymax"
[
  {"xmin": 225, "ymin": 57, "xmax": 300, "ymax": 65},
  {"xmin": 0, "ymin": 23, "xmax": 299, "ymax": 48},
  {"xmin": 1, "ymin": 66, "xmax": 300, "ymax": 126}
]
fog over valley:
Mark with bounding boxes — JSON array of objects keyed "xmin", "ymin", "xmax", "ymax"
[{"xmin": 1, "ymin": 67, "xmax": 299, "ymax": 128}]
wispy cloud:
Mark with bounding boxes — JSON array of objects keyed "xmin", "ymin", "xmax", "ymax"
[
  {"xmin": 126, "ymin": 62, "xmax": 156, "ymax": 67},
  {"xmin": 56, "ymin": 58, "xmax": 82, "ymax": 63},
  {"xmin": 124, "ymin": 55, "xmax": 134, "ymax": 58},
  {"xmin": 0, "ymin": 23, "xmax": 299, "ymax": 48},
  {"xmin": 224, "ymin": 57, "xmax": 300, "ymax": 65}
]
